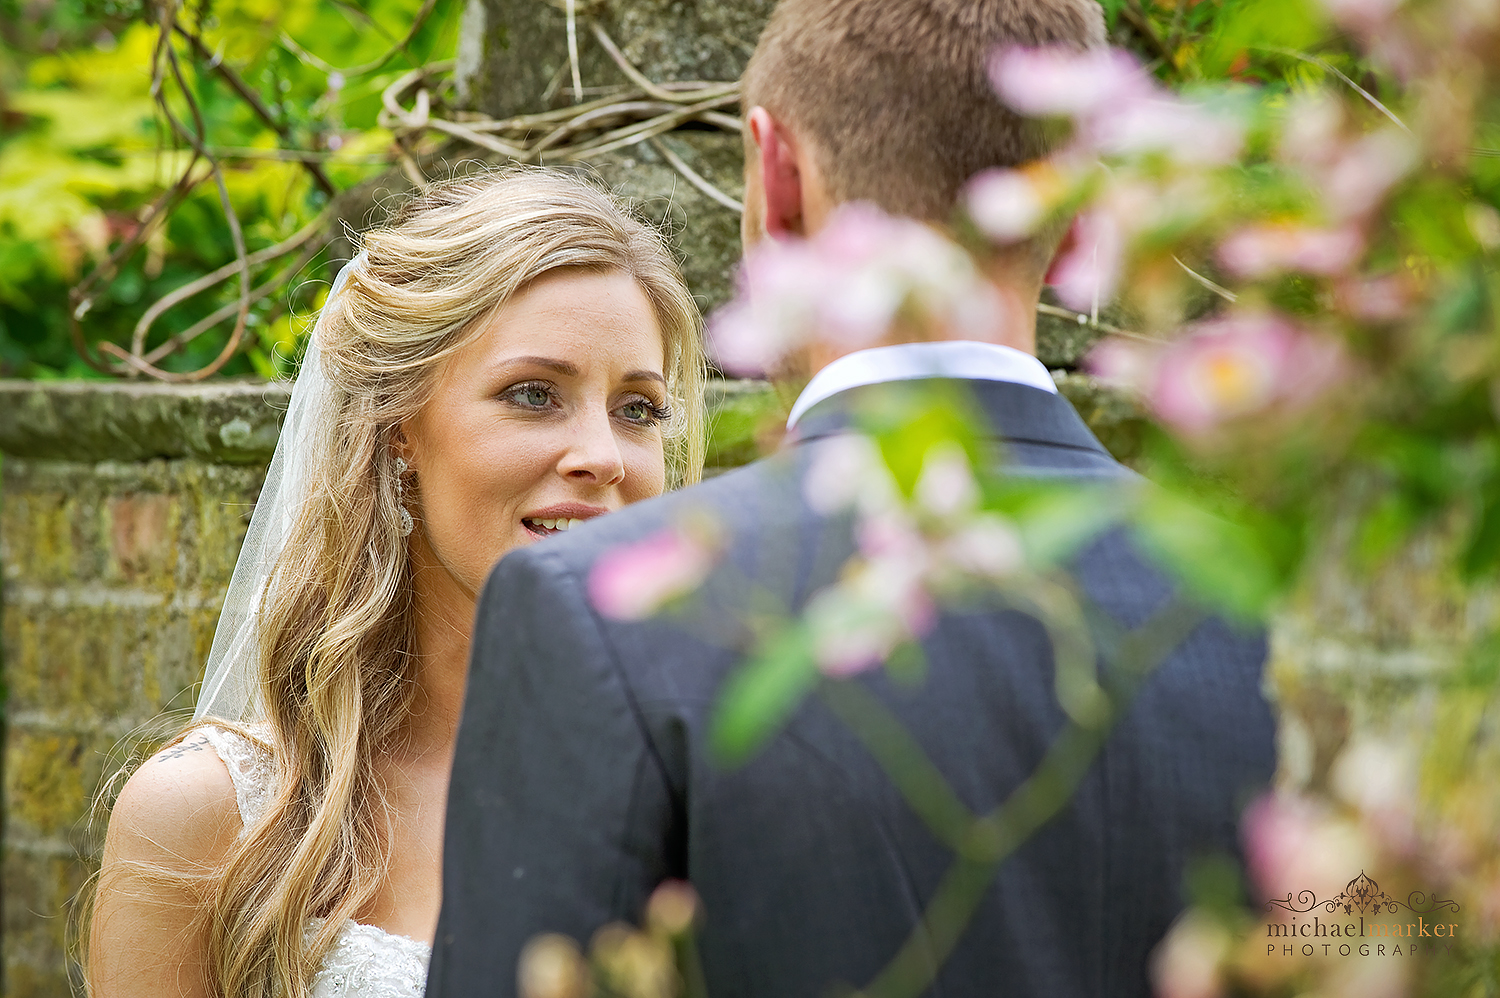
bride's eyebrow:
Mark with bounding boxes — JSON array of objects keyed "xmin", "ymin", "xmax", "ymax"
[
  {"xmin": 499, "ymin": 356, "xmax": 665, "ymax": 385},
  {"xmin": 504, "ymin": 355, "xmax": 579, "ymax": 376}
]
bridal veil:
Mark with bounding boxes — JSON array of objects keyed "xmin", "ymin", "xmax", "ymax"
[{"xmin": 193, "ymin": 255, "xmax": 359, "ymax": 724}]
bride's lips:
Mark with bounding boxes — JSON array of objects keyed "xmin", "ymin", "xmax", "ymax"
[{"xmin": 521, "ymin": 502, "xmax": 610, "ymax": 538}]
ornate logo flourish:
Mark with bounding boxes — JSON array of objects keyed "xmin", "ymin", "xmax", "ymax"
[{"xmin": 1266, "ymin": 872, "xmax": 1461, "ymax": 917}]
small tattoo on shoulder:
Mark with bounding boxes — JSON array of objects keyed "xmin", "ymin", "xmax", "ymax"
[{"xmin": 154, "ymin": 735, "xmax": 211, "ymax": 763}]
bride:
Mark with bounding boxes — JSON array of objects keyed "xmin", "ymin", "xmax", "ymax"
[{"xmin": 88, "ymin": 169, "xmax": 706, "ymax": 998}]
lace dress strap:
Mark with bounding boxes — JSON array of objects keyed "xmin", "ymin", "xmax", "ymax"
[{"xmin": 200, "ymin": 724, "xmax": 277, "ymax": 831}]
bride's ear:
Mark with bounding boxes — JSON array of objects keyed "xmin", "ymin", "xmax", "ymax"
[{"xmin": 390, "ymin": 424, "xmax": 417, "ymax": 471}]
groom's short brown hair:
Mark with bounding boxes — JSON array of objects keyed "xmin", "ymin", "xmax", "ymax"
[{"xmin": 742, "ymin": 0, "xmax": 1105, "ymax": 226}]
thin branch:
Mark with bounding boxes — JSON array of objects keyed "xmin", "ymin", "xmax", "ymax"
[
  {"xmin": 1173, "ymin": 255, "xmax": 1238, "ymax": 302},
  {"xmin": 121, "ymin": 236, "xmax": 328, "ymax": 368},
  {"xmin": 1257, "ymin": 45, "xmax": 1410, "ymax": 133},
  {"xmin": 130, "ymin": 214, "xmax": 328, "ymax": 356},
  {"xmin": 588, "ymin": 20, "xmax": 739, "ymax": 104},
  {"xmin": 565, "ymin": 0, "xmax": 583, "ymax": 102},
  {"xmin": 277, "ymin": 0, "xmax": 440, "ymax": 78},
  {"xmin": 1033, "ymin": 302, "xmax": 1150, "ymax": 339},
  {"xmin": 1167, "ymin": 0, "xmax": 1188, "ymax": 55},
  {"xmin": 647, "ymin": 136, "xmax": 743, "ymax": 212},
  {"xmin": 856, "ymin": 598, "xmax": 1207, "ymax": 998},
  {"xmin": 160, "ymin": 37, "xmax": 252, "ymax": 380},
  {"xmin": 557, "ymin": 92, "xmax": 740, "ymax": 160},
  {"xmin": 174, "ymin": 24, "xmax": 339, "ymax": 196},
  {"xmin": 1120, "ymin": 1, "xmax": 1175, "ymax": 68}
]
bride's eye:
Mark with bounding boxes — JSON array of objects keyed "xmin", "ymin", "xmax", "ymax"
[
  {"xmin": 501, "ymin": 381, "xmax": 557, "ymax": 410},
  {"xmin": 616, "ymin": 395, "xmax": 672, "ymax": 427}
]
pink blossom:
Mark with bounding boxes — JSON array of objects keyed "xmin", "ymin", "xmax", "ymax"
[
  {"xmin": 966, "ymin": 168, "xmax": 1046, "ymax": 242},
  {"xmin": 1322, "ymin": 129, "xmax": 1417, "ymax": 220},
  {"xmin": 1241, "ymin": 793, "xmax": 1370, "ymax": 908},
  {"xmin": 589, "ymin": 527, "xmax": 716, "ymax": 620},
  {"xmin": 708, "ymin": 203, "xmax": 1003, "ymax": 376},
  {"xmin": 1277, "ymin": 91, "xmax": 1345, "ymax": 169},
  {"xmin": 1047, "ymin": 209, "xmax": 1123, "ymax": 312},
  {"xmin": 1086, "ymin": 337, "xmax": 1153, "ymax": 390},
  {"xmin": 806, "ymin": 567, "xmax": 934, "ymax": 677},
  {"xmin": 1150, "ymin": 910, "xmax": 1229, "ymax": 998},
  {"xmin": 1217, "ymin": 223, "xmax": 1364, "ymax": 278},
  {"xmin": 1089, "ymin": 96, "xmax": 1246, "ymax": 166},
  {"xmin": 1148, "ymin": 314, "xmax": 1346, "ymax": 438},
  {"xmin": 991, "ymin": 46, "xmax": 1244, "ymax": 166},
  {"xmin": 990, "ymin": 46, "xmax": 1151, "ymax": 119},
  {"xmin": 941, "ymin": 515, "xmax": 1024, "ymax": 581},
  {"xmin": 1319, "ymin": 0, "xmax": 1403, "ymax": 34},
  {"xmin": 1333, "ymin": 274, "xmax": 1411, "ymax": 321},
  {"xmin": 802, "ymin": 434, "xmax": 898, "ymax": 515},
  {"xmin": 914, "ymin": 442, "xmax": 979, "ymax": 518}
]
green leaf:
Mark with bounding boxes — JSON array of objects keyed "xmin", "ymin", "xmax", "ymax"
[
  {"xmin": 995, "ymin": 481, "xmax": 1126, "ymax": 569},
  {"xmin": 1131, "ymin": 488, "xmax": 1278, "ymax": 622},
  {"xmin": 1202, "ymin": 0, "xmax": 1328, "ymax": 78},
  {"xmin": 710, "ymin": 624, "xmax": 819, "ymax": 765},
  {"xmin": 1462, "ymin": 488, "xmax": 1500, "ymax": 580}
]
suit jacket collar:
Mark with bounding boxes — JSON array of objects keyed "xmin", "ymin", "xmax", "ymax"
[{"xmin": 790, "ymin": 377, "xmax": 1121, "ymax": 470}]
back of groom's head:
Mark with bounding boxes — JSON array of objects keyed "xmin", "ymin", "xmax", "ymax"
[{"xmin": 743, "ymin": 0, "xmax": 1105, "ymax": 227}]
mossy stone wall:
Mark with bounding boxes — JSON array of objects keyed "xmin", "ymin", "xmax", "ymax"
[{"xmin": 0, "ymin": 376, "xmax": 787, "ymax": 995}]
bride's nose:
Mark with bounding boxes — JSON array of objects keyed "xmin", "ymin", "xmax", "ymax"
[{"xmin": 556, "ymin": 404, "xmax": 626, "ymax": 486}]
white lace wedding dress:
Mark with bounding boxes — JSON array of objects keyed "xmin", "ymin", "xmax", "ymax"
[{"xmin": 201, "ymin": 726, "xmax": 432, "ymax": 998}]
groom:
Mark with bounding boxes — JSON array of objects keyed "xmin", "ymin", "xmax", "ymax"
[{"xmin": 430, "ymin": 0, "xmax": 1277, "ymax": 995}]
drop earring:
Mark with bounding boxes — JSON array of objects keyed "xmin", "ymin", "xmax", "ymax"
[{"xmin": 394, "ymin": 456, "xmax": 414, "ymax": 537}]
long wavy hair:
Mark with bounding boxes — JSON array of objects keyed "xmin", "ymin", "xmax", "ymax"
[{"xmin": 91, "ymin": 168, "xmax": 705, "ymax": 998}]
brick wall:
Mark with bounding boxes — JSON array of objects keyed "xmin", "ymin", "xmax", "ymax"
[{"xmin": 0, "ymin": 382, "xmax": 290, "ymax": 998}]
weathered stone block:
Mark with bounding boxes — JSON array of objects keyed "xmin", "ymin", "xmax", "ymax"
[
  {"xmin": 2, "ymin": 848, "xmax": 90, "ymax": 998},
  {"xmin": 0, "ymin": 380, "xmax": 291, "ymax": 465},
  {"xmin": 587, "ymin": 133, "xmax": 746, "ymax": 313},
  {"xmin": 461, "ymin": 0, "xmax": 773, "ymax": 119},
  {"xmin": 5, "ymin": 730, "xmax": 93, "ymax": 840}
]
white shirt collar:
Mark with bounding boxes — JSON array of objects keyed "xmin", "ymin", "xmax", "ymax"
[{"xmin": 785, "ymin": 341, "xmax": 1057, "ymax": 429}]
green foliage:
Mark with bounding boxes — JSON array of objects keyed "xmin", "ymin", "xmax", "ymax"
[
  {"xmin": 0, "ymin": 0, "xmax": 460, "ymax": 377},
  {"xmin": 710, "ymin": 623, "xmax": 818, "ymax": 763}
]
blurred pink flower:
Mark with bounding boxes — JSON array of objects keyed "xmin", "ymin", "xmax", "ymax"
[
  {"xmin": 803, "ymin": 434, "xmax": 899, "ymax": 515},
  {"xmin": 990, "ymin": 46, "xmax": 1151, "ymax": 119},
  {"xmin": 1319, "ymin": 0, "xmax": 1403, "ymax": 34},
  {"xmin": 1047, "ymin": 209, "xmax": 1123, "ymax": 312},
  {"xmin": 940, "ymin": 515, "xmax": 1024, "ymax": 581},
  {"xmin": 1242, "ymin": 792, "xmax": 1371, "ymax": 909},
  {"xmin": 708, "ymin": 203, "xmax": 1003, "ymax": 376},
  {"xmin": 991, "ymin": 46, "xmax": 1244, "ymax": 166},
  {"xmin": 1148, "ymin": 314, "xmax": 1346, "ymax": 437},
  {"xmin": 1086, "ymin": 337, "xmax": 1153, "ymax": 390},
  {"xmin": 589, "ymin": 527, "xmax": 716, "ymax": 620},
  {"xmin": 1217, "ymin": 223, "xmax": 1364, "ymax": 278},
  {"xmin": 1333, "ymin": 273, "xmax": 1411, "ymax": 322},
  {"xmin": 966, "ymin": 168, "xmax": 1046, "ymax": 242},
  {"xmin": 915, "ymin": 442, "xmax": 979, "ymax": 518},
  {"xmin": 1322, "ymin": 129, "xmax": 1417, "ymax": 220},
  {"xmin": 1090, "ymin": 96, "xmax": 1245, "ymax": 166},
  {"xmin": 1150, "ymin": 910, "xmax": 1229, "ymax": 998},
  {"xmin": 807, "ymin": 562, "xmax": 934, "ymax": 677}
]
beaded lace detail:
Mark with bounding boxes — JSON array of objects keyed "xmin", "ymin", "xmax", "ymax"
[{"xmin": 201, "ymin": 725, "xmax": 432, "ymax": 998}]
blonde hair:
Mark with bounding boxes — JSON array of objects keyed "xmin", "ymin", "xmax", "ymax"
[{"xmin": 92, "ymin": 168, "xmax": 704, "ymax": 998}]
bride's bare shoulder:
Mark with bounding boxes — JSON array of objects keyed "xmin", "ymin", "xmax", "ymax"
[{"xmin": 103, "ymin": 730, "xmax": 243, "ymax": 870}]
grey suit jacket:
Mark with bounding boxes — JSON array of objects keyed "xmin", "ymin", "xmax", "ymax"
[{"xmin": 429, "ymin": 378, "xmax": 1277, "ymax": 998}]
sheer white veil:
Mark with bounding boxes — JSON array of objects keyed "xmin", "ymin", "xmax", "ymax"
[{"xmin": 193, "ymin": 255, "xmax": 360, "ymax": 724}]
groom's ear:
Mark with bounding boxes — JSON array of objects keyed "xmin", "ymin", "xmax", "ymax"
[{"xmin": 747, "ymin": 107, "xmax": 805, "ymax": 240}]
